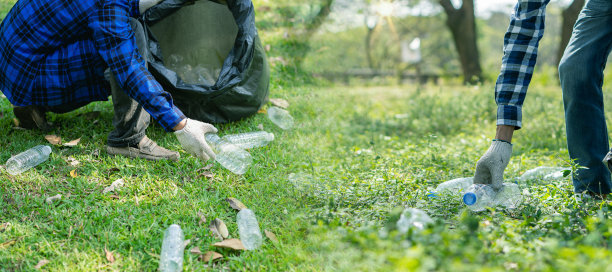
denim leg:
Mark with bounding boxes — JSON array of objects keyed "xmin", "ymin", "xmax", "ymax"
[
  {"xmin": 107, "ymin": 19, "xmax": 151, "ymax": 147},
  {"xmin": 558, "ymin": 0, "xmax": 612, "ymax": 194}
]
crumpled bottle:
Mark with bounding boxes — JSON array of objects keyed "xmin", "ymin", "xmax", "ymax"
[
  {"xmin": 463, "ymin": 183, "xmax": 523, "ymax": 211},
  {"xmin": 267, "ymin": 106, "xmax": 294, "ymax": 130},
  {"xmin": 396, "ymin": 208, "xmax": 434, "ymax": 233},
  {"xmin": 205, "ymin": 134, "xmax": 252, "ymax": 175}
]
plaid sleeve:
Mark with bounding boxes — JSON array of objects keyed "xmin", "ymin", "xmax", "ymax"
[
  {"xmin": 89, "ymin": 0, "xmax": 185, "ymax": 132},
  {"xmin": 495, "ymin": 0, "xmax": 550, "ymax": 129}
]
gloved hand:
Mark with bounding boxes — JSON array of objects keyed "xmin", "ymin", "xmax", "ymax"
[
  {"xmin": 174, "ymin": 118, "xmax": 218, "ymax": 161},
  {"xmin": 473, "ymin": 140, "xmax": 512, "ymax": 190},
  {"xmin": 139, "ymin": 0, "xmax": 164, "ymax": 14}
]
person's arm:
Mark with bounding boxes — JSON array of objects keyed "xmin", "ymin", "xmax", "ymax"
[
  {"xmin": 474, "ymin": 0, "xmax": 550, "ymax": 189},
  {"xmin": 89, "ymin": 0, "xmax": 185, "ymax": 132}
]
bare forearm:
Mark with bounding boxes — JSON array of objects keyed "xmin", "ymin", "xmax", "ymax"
[{"xmin": 495, "ymin": 125, "xmax": 515, "ymax": 143}]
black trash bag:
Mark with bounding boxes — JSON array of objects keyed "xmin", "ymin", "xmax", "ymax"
[{"xmin": 141, "ymin": 0, "xmax": 269, "ymax": 124}]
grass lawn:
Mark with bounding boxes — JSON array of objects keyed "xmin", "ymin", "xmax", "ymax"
[{"xmin": 2, "ymin": 78, "xmax": 612, "ymax": 271}]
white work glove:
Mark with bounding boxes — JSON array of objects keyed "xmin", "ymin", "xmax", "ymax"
[
  {"xmin": 139, "ymin": 0, "xmax": 163, "ymax": 14},
  {"xmin": 174, "ymin": 118, "xmax": 218, "ymax": 161},
  {"xmin": 473, "ymin": 140, "xmax": 512, "ymax": 190}
]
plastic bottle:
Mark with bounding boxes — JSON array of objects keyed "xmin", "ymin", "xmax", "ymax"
[
  {"xmin": 462, "ymin": 184, "xmax": 496, "ymax": 211},
  {"xmin": 205, "ymin": 134, "xmax": 252, "ymax": 175},
  {"xmin": 267, "ymin": 106, "xmax": 294, "ymax": 130},
  {"xmin": 433, "ymin": 177, "xmax": 473, "ymax": 194},
  {"xmin": 518, "ymin": 166, "xmax": 566, "ymax": 182},
  {"xmin": 494, "ymin": 183, "xmax": 523, "ymax": 209},
  {"xmin": 396, "ymin": 208, "xmax": 433, "ymax": 233},
  {"xmin": 237, "ymin": 209, "xmax": 263, "ymax": 250},
  {"xmin": 158, "ymin": 224, "xmax": 185, "ymax": 272},
  {"xmin": 6, "ymin": 145, "xmax": 52, "ymax": 175},
  {"xmin": 222, "ymin": 131, "xmax": 275, "ymax": 149}
]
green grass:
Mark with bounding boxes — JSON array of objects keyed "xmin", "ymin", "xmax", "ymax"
[{"xmin": 2, "ymin": 79, "xmax": 612, "ymax": 271}]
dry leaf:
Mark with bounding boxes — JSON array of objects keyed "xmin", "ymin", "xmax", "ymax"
[
  {"xmin": 225, "ymin": 198, "xmax": 247, "ymax": 211},
  {"xmin": 264, "ymin": 230, "xmax": 278, "ymax": 243},
  {"xmin": 198, "ymin": 171, "xmax": 214, "ymax": 179},
  {"xmin": 0, "ymin": 238, "xmax": 17, "ymax": 249},
  {"xmin": 45, "ymin": 194, "xmax": 61, "ymax": 204},
  {"xmin": 183, "ymin": 239, "xmax": 191, "ymax": 249},
  {"xmin": 13, "ymin": 118, "xmax": 19, "ymax": 127},
  {"xmin": 34, "ymin": 259, "xmax": 50, "ymax": 269},
  {"xmin": 201, "ymin": 251, "xmax": 223, "ymax": 262},
  {"xmin": 45, "ymin": 135, "xmax": 62, "ymax": 145},
  {"xmin": 66, "ymin": 157, "xmax": 80, "ymax": 166},
  {"xmin": 82, "ymin": 111, "xmax": 101, "ymax": 120},
  {"xmin": 213, "ymin": 239, "xmax": 245, "ymax": 251},
  {"xmin": 199, "ymin": 164, "xmax": 214, "ymax": 171},
  {"xmin": 257, "ymin": 108, "xmax": 267, "ymax": 114},
  {"xmin": 209, "ymin": 218, "xmax": 229, "ymax": 240},
  {"xmin": 105, "ymin": 247, "xmax": 115, "ymax": 263},
  {"xmin": 190, "ymin": 247, "xmax": 202, "ymax": 255},
  {"xmin": 0, "ymin": 222, "xmax": 10, "ymax": 232},
  {"xmin": 63, "ymin": 138, "xmax": 81, "ymax": 147},
  {"xmin": 269, "ymin": 98, "xmax": 289, "ymax": 109},
  {"xmin": 69, "ymin": 169, "xmax": 77, "ymax": 178},
  {"xmin": 197, "ymin": 212, "xmax": 206, "ymax": 226},
  {"xmin": 103, "ymin": 179, "xmax": 125, "ymax": 194},
  {"xmin": 257, "ymin": 124, "xmax": 264, "ymax": 130}
]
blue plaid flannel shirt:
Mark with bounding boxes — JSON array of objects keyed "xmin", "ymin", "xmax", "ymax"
[
  {"xmin": 496, "ymin": 0, "xmax": 550, "ymax": 129},
  {"xmin": 0, "ymin": 0, "xmax": 185, "ymax": 131}
]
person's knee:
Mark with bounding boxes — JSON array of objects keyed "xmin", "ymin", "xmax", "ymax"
[{"xmin": 558, "ymin": 53, "xmax": 580, "ymax": 81}]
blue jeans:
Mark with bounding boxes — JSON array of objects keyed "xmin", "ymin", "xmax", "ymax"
[{"xmin": 558, "ymin": 0, "xmax": 612, "ymax": 194}]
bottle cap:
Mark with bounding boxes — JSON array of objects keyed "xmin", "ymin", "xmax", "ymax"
[
  {"xmin": 463, "ymin": 192, "xmax": 477, "ymax": 205},
  {"xmin": 426, "ymin": 191, "xmax": 437, "ymax": 198}
]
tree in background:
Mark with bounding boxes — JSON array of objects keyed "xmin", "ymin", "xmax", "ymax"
[
  {"xmin": 439, "ymin": 0, "xmax": 481, "ymax": 84},
  {"xmin": 556, "ymin": 0, "xmax": 584, "ymax": 66}
]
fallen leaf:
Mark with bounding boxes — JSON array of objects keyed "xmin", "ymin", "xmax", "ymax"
[
  {"xmin": 269, "ymin": 98, "xmax": 289, "ymax": 109},
  {"xmin": 66, "ymin": 157, "xmax": 80, "ymax": 166},
  {"xmin": 197, "ymin": 211, "xmax": 206, "ymax": 226},
  {"xmin": 198, "ymin": 171, "xmax": 214, "ymax": 179},
  {"xmin": 63, "ymin": 138, "xmax": 81, "ymax": 147},
  {"xmin": 257, "ymin": 124, "xmax": 264, "ymax": 130},
  {"xmin": 225, "ymin": 198, "xmax": 247, "ymax": 211},
  {"xmin": 109, "ymin": 195, "xmax": 120, "ymax": 199},
  {"xmin": 105, "ymin": 247, "xmax": 115, "ymax": 263},
  {"xmin": 264, "ymin": 230, "xmax": 278, "ymax": 243},
  {"xmin": 13, "ymin": 118, "xmax": 19, "ymax": 127},
  {"xmin": 69, "ymin": 169, "xmax": 77, "ymax": 178},
  {"xmin": 34, "ymin": 259, "xmax": 49, "ymax": 269},
  {"xmin": 0, "ymin": 222, "xmax": 10, "ymax": 232},
  {"xmin": 183, "ymin": 239, "xmax": 191, "ymax": 249},
  {"xmin": 45, "ymin": 135, "xmax": 62, "ymax": 145},
  {"xmin": 45, "ymin": 194, "xmax": 61, "ymax": 204},
  {"xmin": 0, "ymin": 238, "xmax": 17, "ymax": 249},
  {"xmin": 257, "ymin": 108, "xmax": 267, "ymax": 114},
  {"xmin": 199, "ymin": 164, "xmax": 214, "ymax": 171},
  {"xmin": 82, "ymin": 111, "xmax": 101, "ymax": 120},
  {"xmin": 103, "ymin": 179, "xmax": 125, "ymax": 194},
  {"xmin": 213, "ymin": 239, "xmax": 245, "ymax": 251},
  {"xmin": 209, "ymin": 218, "xmax": 229, "ymax": 240},
  {"xmin": 190, "ymin": 247, "xmax": 202, "ymax": 255},
  {"xmin": 201, "ymin": 251, "xmax": 223, "ymax": 262}
]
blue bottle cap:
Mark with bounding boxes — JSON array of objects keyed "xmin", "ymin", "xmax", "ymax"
[
  {"xmin": 463, "ymin": 192, "xmax": 477, "ymax": 205},
  {"xmin": 427, "ymin": 191, "xmax": 438, "ymax": 198}
]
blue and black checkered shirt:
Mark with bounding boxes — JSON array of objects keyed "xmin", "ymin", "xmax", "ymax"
[
  {"xmin": 0, "ymin": 0, "xmax": 185, "ymax": 131},
  {"xmin": 496, "ymin": 0, "xmax": 550, "ymax": 129}
]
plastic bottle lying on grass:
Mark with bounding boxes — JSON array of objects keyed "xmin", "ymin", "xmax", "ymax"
[
  {"xmin": 518, "ymin": 166, "xmax": 568, "ymax": 182},
  {"xmin": 6, "ymin": 145, "xmax": 52, "ymax": 175},
  {"xmin": 159, "ymin": 224, "xmax": 185, "ymax": 272},
  {"xmin": 431, "ymin": 177, "xmax": 473, "ymax": 196},
  {"xmin": 267, "ymin": 106, "xmax": 294, "ymax": 130},
  {"xmin": 463, "ymin": 183, "xmax": 523, "ymax": 211},
  {"xmin": 396, "ymin": 208, "xmax": 434, "ymax": 233},
  {"xmin": 237, "ymin": 209, "xmax": 263, "ymax": 250}
]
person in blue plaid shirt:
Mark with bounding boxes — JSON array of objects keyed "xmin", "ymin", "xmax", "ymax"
[
  {"xmin": 474, "ymin": 0, "xmax": 612, "ymax": 199},
  {"xmin": 0, "ymin": 0, "xmax": 218, "ymax": 162}
]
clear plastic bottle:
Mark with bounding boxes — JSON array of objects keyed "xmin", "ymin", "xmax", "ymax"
[
  {"xmin": 396, "ymin": 208, "xmax": 433, "ymax": 233},
  {"xmin": 222, "ymin": 131, "xmax": 275, "ymax": 149},
  {"xmin": 433, "ymin": 177, "xmax": 473, "ymax": 195},
  {"xmin": 494, "ymin": 183, "xmax": 523, "ymax": 209},
  {"xmin": 462, "ymin": 184, "xmax": 496, "ymax": 211},
  {"xmin": 205, "ymin": 134, "xmax": 252, "ymax": 175},
  {"xmin": 6, "ymin": 145, "xmax": 52, "ymax": 175},
  {"xmin": 518, "ymin": 166, "xmax": 566, "ymax": 182},
  {"xmin": 159, "ymin": 224, "xmax": 185, "ymax": 272},
  {"xmin": 267, "ymin": 106, "xmax": 294, "ymax": 130},
  {"xmin": 237, "ymin": 209, "xmax": 263, "ymax": 250}
]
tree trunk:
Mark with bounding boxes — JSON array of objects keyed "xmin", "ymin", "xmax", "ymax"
[
  {"xmin": 439, "ymin": 0, "xmax": 482, "ymax": 84},
  {"xmin": 556, "ymin": 0, "xmax": 585, "ymax": 66},
  {"xmin": 289, "ymin": 0, "xmax": 334, "ymax": 68},
  {"xmin": 365, "ymin": 25, "xmax": 376, "ymax": 70}
]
